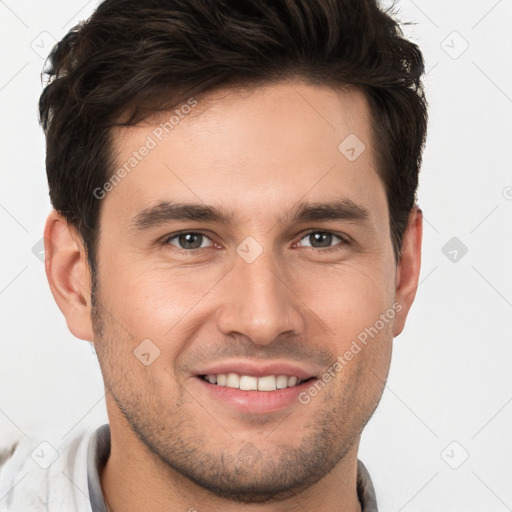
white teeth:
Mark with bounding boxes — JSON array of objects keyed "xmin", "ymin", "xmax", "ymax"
[
  {"xmin": 204, "ymin": 373, "xmax": 305, "ymax": 391},
  {"xmin": 258, "ymin": 375, "xmax": 277, "ymax": 391},
  {"xmin": 240, "ymin": 375, "xmax": 258, "ymax": 391},
  {"xmin": 276, "ymin": 375, "xmax": 288, "ymax": 389},
  {"xmin": 226, "ymin": 373, "xmax": 240, "ymax": 388}
]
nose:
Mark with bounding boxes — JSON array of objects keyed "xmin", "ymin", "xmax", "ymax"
[{"xmin": 215, "ymin": 245, "xmax": 305, "ymax": 346}]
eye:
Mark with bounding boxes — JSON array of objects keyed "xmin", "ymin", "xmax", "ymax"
[
  {"xmin": 297, "ymin": 231, "xmax": 348, "ymax": 251},
  {"xmin": 163, "ymin": 232, "xmax": 215, "ymax": 251}
]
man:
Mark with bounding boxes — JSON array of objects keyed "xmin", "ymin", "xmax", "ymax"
[{"xmin": 0, "ymin": 0, "xmax": 426, "ymax": 510}]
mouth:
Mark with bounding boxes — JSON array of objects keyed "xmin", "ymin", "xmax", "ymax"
[
  {"xmin": 199, "ymin": 373, "xmax": 315, "ymax": 391},
  {"xmin": 191, "ymin": 362, "xmax": 319, "ymax": 414}
]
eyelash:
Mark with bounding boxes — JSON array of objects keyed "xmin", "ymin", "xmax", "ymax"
[{"xmin": 161, "ymin": 230, "xmax": 350, "ymax": 255}]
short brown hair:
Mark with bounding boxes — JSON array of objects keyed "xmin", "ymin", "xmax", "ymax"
[{"xmin": 39, "ymin": 0, "xmax": 428, "ymax": 274}]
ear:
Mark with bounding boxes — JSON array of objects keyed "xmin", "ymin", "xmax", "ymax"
[
  {"xmin": 393, "ymin": 205, "xmax": 423, "ymax": 337},
  {"xmin": 43, "ymin": 210, "xmax": 94, "ymax": 341}
]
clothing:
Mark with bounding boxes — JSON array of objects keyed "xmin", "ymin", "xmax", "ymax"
[{"xmin": 0, "ymin": 424, "xmax": 378, "ymax": 511}]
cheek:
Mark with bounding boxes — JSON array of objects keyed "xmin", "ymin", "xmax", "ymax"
[
  {"xmin": 298, "ymin": 260, "xmax": 395, "ymax": 339},
  {"xmin": 99, "ymin": 256, "xmax": 221, "ymax": 334}
]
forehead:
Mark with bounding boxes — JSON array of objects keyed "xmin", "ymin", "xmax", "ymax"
[{"xmin": 104, "ymin": 81, "xmax": 386, "ymax": 230}]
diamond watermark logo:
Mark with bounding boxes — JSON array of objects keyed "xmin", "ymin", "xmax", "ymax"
[
  {"xmin": 441, "ymin": 441, "xmax": 469, "ymax": 469},
  {"xmin": 236, "ymin": 442, "xmax": 262, "ymax": 468},
  {"xmin": 441, "ymin": 31, "xmax": 469, "ymax": 60},
  {"xmin": 31, "ymin": 31, "xmax": 57, "ymax": 59},
  {"xmin": 134, "ymin": 339, "xmax": 161, "ymax": 366},
  {"xmin": 442, "ymin": 237, "xmax": 468, "ymax": 263},
  {"xmin": 338, "ymin": 134, "xmax": 366, "ymax": 162},
  {"xmin": 236, "ymin": 236, "xmax": 263, "ymax": 264},
  {"xmin": 31, "ymin": 441, "xmax": 59, "ymax": 469}
]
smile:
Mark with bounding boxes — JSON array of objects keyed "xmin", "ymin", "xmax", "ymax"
[{"xmin": 200, "ymin": 373, "xmax": 312, "ymax": 391}]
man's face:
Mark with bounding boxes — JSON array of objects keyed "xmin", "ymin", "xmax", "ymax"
[{"xmin": 92, "ymin": 82, "xmax": 399, "ymax": 502}]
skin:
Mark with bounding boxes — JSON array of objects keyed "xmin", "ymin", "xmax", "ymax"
[{"xmin": 44, "ymin": 81, "xmax": 422, "ymax": 512}]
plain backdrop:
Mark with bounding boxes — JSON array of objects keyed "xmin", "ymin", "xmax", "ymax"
[{"xmin": 1, "ymin": 1, "xmax": 511, "ymax": 510}]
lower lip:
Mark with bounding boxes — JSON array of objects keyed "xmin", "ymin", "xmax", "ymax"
[{"xmin": 194, "ymin": 377, "xmax": 316, "ymax": 414}]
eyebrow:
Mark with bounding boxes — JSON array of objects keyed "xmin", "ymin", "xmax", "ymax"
[{"xmin": 130, "ymin": 198, "xmax": 370, "ymax": 231}]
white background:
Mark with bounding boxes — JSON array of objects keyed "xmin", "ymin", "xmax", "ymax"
[{"xmin": 1, "ymin": 1, "xmax": 511, "ymax": 510}]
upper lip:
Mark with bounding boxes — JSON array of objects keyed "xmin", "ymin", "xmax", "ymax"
[{"xmin": 194, "ymin": 360, "xmax": 318, "ymax": 380}]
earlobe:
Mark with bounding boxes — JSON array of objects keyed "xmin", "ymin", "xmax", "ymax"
[
  {"xmin": 44, "ymin": 210, "xmax": 94, "ymax": 341},
  {"xmin": 393, "ymin": 206, "xmax": 423, "ymax": 337}
]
